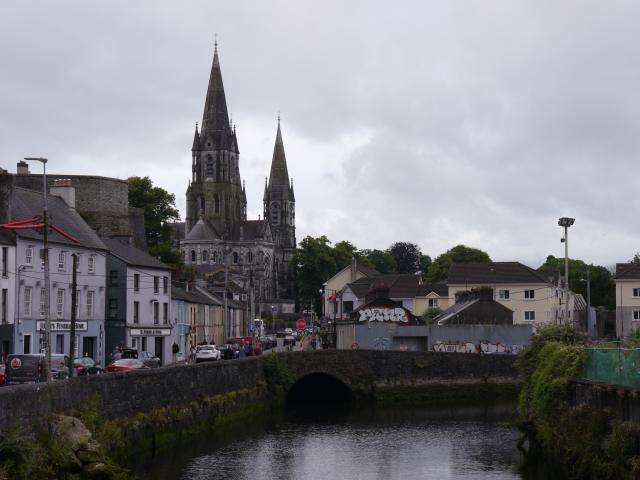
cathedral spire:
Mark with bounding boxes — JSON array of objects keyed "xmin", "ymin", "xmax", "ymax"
[
  {"xmin": 201, "ymin": 40, "xmax": 231, "ymax": 142},
  {"xmin": 191, "ymin": 122, "xmax": 200, "ymax": 151},
  {"xmin": 267, "ymin": 118, "xmax": 291, "ymax": 194}
]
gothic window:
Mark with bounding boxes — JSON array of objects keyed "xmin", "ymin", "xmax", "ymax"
[
  {"xmin": 271, "ymin": 202, "xmax": 281, "ymax": 225},
  {"xmin": 213, "ymin": 251, "xmax": 218, "ymax": 263},
  {"xmin": 214, "ymin": 194, "xmax": 220, "ymax": 214},
  {"xmin": 247, "ymin": 251, "xmax": 253, "ymax": 264},
  {"xmin": 206, "ymin": 156, "xmax": 214, "ymax": 177},
  {"xmin": 202, "ymin": 250, "xmax": 208, "ymax": 262},
  {"xmin": 190, "ymin": 250, "xmax": 196, "ymax": 262},
  {"xmin": 200, "ymin": 196, "xmax": 206, "ymax": 213},
  {"xmin": 233, "ymin": 252, "xmax": 239, "ymax": 264}
]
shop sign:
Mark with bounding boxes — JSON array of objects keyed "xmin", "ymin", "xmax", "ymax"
[
  {"xmin": 129, "ymin": 328, "xmax": 171, "ymax": 336},
  {"xmin": 37, "ymin": 321, "xmax": 88, "ymax": 332},
  {"xmin": 358, "ymin": 307, "xmax": 408, "ymax": 323}
]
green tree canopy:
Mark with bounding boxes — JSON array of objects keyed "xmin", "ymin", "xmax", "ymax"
[
  {"xmin": 387, "ymin": 242, "xmax": 422, "ymax": 274},
  {"xmin": 538, "ymin": 255, "xmax": 614, "ymax": 309},
  {"xmin": 128, "ymin": 176, "xmax": 181, "ymax": 264},
  {"xmin": 360, "ymin": 249, "xmax": 396, "ymax": 274},
  {"xmin": 293, "ymin": 236, "xmax": 338, "ymax": 312},
  {"xmin": 428, "ymin": 244, "xmax": 492, "ymax": 282}
]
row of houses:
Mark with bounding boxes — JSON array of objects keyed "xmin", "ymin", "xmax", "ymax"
[{"xmin": 0, "ymin": 176, "xmax": 248, "ymax": 367}]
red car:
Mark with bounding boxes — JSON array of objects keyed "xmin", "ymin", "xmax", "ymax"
[
  {"xmin": 105, "ymin": 358, "xmax": 148, "ymax": 373},
  {"xmin": 0, "ymin": 363, "xmax": 5, "ymax": 386}
]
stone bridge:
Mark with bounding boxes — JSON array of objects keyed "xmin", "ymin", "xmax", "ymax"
[{"xmin": 0, "ymin": 350, "xmax": 519, "ymax": 429}]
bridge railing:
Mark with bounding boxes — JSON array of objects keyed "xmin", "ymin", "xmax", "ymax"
[{"xmin": 581, "ymin": 348, "xmax": 640, "ymax": 389}]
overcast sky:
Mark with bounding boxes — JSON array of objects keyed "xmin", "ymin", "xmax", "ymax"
[{"xmin": 1, "ymin": 1, "xmax": 639, "ymax": 268}]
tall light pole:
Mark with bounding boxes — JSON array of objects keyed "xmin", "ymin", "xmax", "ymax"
[
  {"xmin": 558, "ymin": 217, "xmax": 575, "ymax": 324},
  {"xmin": 24, "ymin": 157, "xmax": 51, "ymax": 378}
]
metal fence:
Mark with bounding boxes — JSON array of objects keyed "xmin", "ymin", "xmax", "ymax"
[{"xmin": 582, "ymin": 348, "xmax": 640, "ymax": 389}]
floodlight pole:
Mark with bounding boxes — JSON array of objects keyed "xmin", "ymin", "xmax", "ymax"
[
  {"xmin": 558, "ymin": 217, "xmax": 575, "ymax": 325},
  {"xmin": 24, "ymin": 157, "xmax": 51, "ymax": 380}
]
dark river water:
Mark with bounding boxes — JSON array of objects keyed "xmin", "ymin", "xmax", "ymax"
[{"xmin": 141, "ymin": 403, "xmax": 529, "ymax": 480}]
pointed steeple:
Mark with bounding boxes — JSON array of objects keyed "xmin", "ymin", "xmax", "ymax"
[
  {"xmin": 201, "ymin": 40, "xmax": 232, "ymax": 143},
  {"xmin": 191, "ymin": 122, "xmax": 200, "ymax": 151},
  {"xmin": 267, "ymin": 117, "xmax": 291, "ymax": 194}
]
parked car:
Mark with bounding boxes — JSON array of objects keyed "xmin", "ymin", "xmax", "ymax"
[
  {"xmin": 5, "ymin": 354, "xmax": 47, "ymax": 384},
  {"xmin": 105, "ymin": 358, "xmax": 149, "ymax": 373},
  {"xmin": 73, "ymin": 357, "xmax": 102, "ymax": 376},
  {"xmin": 196, "ymin": 345, "xmax": 221, "ymax": 363},
  {"xmin": 0, "ymin": 363, "xmax": 5, "ymax": 386},
  {"xmin": 217, "ymin": 344, "xmax": 237, "ymax": 360},
  {"xmin": 138, "ymin": 351, "xmax": 161, "ymax": 368}
]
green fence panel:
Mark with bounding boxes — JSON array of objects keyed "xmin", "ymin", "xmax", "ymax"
[{"xmin": 582, "ymin": 349, "xmax": 640, "ymax": 389}]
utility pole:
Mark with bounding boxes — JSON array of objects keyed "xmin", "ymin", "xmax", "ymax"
[
  {"xmin": 69, "ymin": 254, "xmax": 78, "ymax": 377},
  {"xmin": 558, "ymin": 217, "xmax": 575, "ymax": 324},
  {"xmin": 586, "ymin": 267, "xmax": 591, "ymax": 334}
]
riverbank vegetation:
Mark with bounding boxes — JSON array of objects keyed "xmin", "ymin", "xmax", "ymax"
[{"xmin": 517, "ymin": 324, "xmax": 640, "ymax": 479}]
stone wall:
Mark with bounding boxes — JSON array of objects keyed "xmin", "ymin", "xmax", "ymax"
[
  {"xmin": 0, "ymin": 350, "xmax": 520, "ymax": 430},
  {"xmin": 571, "ymin": 379, "xmax": 640, "ymax": 422}
]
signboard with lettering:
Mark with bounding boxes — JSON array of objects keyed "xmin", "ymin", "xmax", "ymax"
[
  {"xmin": 129, "ymin": 328, "xmax": 171, "ymax": 336},
  {"xmin": 358, "ymin": 307, "xmax": 409, "ymax": 323},
  {"xmin": 37, "ymin": 321, "xmax": 88, "ymax": 332}
]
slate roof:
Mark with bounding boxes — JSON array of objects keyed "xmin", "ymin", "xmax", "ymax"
[
  {"xmin": 346, "ymin": 274, "xmax": 422, "ymax": 299},
  {"xmin": 103, "ymin": 237, "xmax": 169, "ymax": 270},
  {"xmin": 172, "ymin": 285, "xmax": 222, "ymax": 305},
  {"xmin": 447, "ymin": 262, "xmax": 550, "ymax": 285},
  {"xmin": 241, "ymin": 220, "xmax": 267, "ymax": 240},
  {"xmin": 416, "ymin": 283, "xmax": 448, "ymax": 297},
  {"xmin": 185, "ymin": 218, "xmax": 219, "ymax": 241},
  {"xmin": 10, "ymin": 187, "xmax": 107, "ymax": 251},
  {"xmin": 0, "ymin": 228, "xmax": 15, "ymax": 245},
  {"xmin": 615, "ymin": 263, "xmax": 640, "ymax": 280}
]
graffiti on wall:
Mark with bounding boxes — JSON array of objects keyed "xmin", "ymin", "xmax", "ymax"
[
  {"xmin": 358, "ymin": 307, "xmax": 408, "ymax": 323},
  {"xmin": 432, "ymin": 341, "xmax": 523, "ymax": 355}
]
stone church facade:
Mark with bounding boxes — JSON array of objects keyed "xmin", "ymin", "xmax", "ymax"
[{"xmin": 180, "ymin": 44, "xmax": 296, "ymax": 315}]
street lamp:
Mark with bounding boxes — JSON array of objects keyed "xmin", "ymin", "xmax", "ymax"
[
  {"xmin": 558, "ymin": 217, "xmax": 575, "ymax": 324},
  {"xmin": 24, "ymin": 157, "xmax": 52, "ymax": 379}
]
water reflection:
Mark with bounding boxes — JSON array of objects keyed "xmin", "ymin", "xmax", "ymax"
[{"xmin": 144, "ymin": 404, "xmax": 525, "ymax": 480}]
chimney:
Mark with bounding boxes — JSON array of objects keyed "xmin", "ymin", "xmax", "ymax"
[
  {"xmin": 16, "ymin": 161, "xmax": 29, "ymax": 175},
  {"xmin": 50, "ymin": 178, "xmax": 75, "ymax": 208},
  {"xmin": 351, "ymin": 256, "xmax": 357, "ymax": 282}
]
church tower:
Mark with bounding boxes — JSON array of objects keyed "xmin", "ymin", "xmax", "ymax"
[
  {"xmin": 264, "ymin": 118, "xmax": 296, "ymax": 298},
  {"xmin": 186, "ymin": 43, "xmax": 246, "ymax": 238}
]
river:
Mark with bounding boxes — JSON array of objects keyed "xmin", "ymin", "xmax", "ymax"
[{"xmin": 137, "ymin": 402, "xmax": 537, "ymax": 480}]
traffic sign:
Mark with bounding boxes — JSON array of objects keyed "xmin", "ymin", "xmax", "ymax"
[
  {"xmin": 249, "ymin": 324, "xmax": 256, "ymax": 333},
  {"xmin": 296, "ymin": 319, "xmax": 306, "ymax": 330}
]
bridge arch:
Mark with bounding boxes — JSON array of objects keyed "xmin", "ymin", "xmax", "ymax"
[{"xmin": 286, "ymin": 372, "xmax": 353, "ymax": 405}]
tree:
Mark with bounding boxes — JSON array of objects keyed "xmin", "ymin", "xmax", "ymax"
[
  {"xmin": 420, "ymin": 255, "xmax": 432, "ymax": 280},
  {"xmin": 387, "ymin": 242, "xmax": 422, "ymax": 274},
  {"xmin": 631, "ymin": 253, "xmax": 640, "ymax": 264},
  {"xmin": 361, "ymin": 249, "xmax": 396, "ymax": 274},
  {"xmin": 538, "ymin": 255, "xmax": 614, "ymax": 309},
  {"xmin": 128, "ymin": 176, "xmax": 181, "ymax": 264},
  {"xmin": 333, "ymin": 241, "xmax": 359, "ymax": 271},
  {"xmin": 292, "ymin": 236, "xmax": 338, "ymax": 313},
  {"xmin": 428, "ymin": 244, "xmax": 492, "ymax": 282}
]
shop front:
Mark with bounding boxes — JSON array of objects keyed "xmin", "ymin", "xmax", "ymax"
[{"xmin": 127, "ymin": 326, "xmax": 173, "ymax": 366}]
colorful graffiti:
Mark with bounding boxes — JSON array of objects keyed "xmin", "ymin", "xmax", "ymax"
[
  {"xmin": 358, "ymin": 307, "xmax": 408, "ymax": 323},
  {"xmin": 432, "ymin": 341, "xmax": 523, "ymax": 355}
]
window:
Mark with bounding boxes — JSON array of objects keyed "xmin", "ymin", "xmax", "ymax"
[
  {"xmin": 109, "ymin": 270, "xmax": 118, "ymax": 286},
  {"xmin": 163, "ymin": 276, "xmax": 168, "ymax": 294},
  {"xmin": 58, "ymin": 252, "xmax": 66, "ymax": 271},
  {"xmin": 40, "ymin": 249, "xmax": 45, "ymax": 268},
  {"xmin": 87, "ymin": 255, "xmax": 95, "ymax": 274},
  {"xmin": 153, "ymin": 276, "xmax": 159, "ymax": 294},
  {"xmin": 233, "ymin": 252, "xmax": 238, "ymax": 264},
  {"xmin": 134, "ymin": 274, "xmax": 140, "ymax": 292},
  {"xmin": 163, "ymin": 302, "xmax": 168, "ymax": 324},
  {"xmin": 191, "ymin": 250, "xmax": 196, "ymax": 262},
  {"xmin": 1, "ymin": 289, "xmax": 7, "ymax": 324},
  {"xmin": 524, "ymin": 290, "xmax": 535, "ymax": 299},
  {"xmin": 56, "ymin": 289, "xmax": 65, "ymax": 319},
  {"xmin": 214, "ymin": 194, "xmax": 220, "ymax": 214},
  {"xmin": 634, "ymin": 310, "xmax": 640, "ymax": 321},
  {"xmin": 153, "ymin": 302, "xmax": 159, "ymax": 324},
  {"xmin": 634, "ymin": 288, "xmax": 640, "ymax": 298},
  {"xmin": 40, "ymin": 288, "xmax": 46, "ymax": 317},
  {"xmin": 524, "ymin": 311, "xmax": 536, "ymax": 321},
  {"xmin": 23, "ymin": 287, "xmax": 32, "ymax": 317},
  {"xmin": 56, "ymin": 334, "xmax": 64, "ymax": 354},
  {"xmin": 25, "ymin": 246, "xmax": 33, "ymax": 266},
  {"xmin": 202, "ymin": 250, "xmax": 208, "ymax": 262},
  {"xmin": 108, "ymin": 299, "xmax": 118, "ymax": 319},
  {"xmin": 247, "ymin": 251, "xmax": 253, "ymax": 264},
  {"xmin": 2, "ymin": 247, "xmax": 7, "ymax": 277},
  {"xmin": 133, "ymin": 301, "xmax": 139, "ymax": 324},
  {"xmin": 343, "ymin": 301, "xmax": 354, "ymax": 313},
  {"xmin": 141, "ymin": 337, "xmax": 147, "ymax": 352},
  {"xmin": 86, "ymin": 291, "xmax": 94, "ymax": 319},
  {"xmin": 206, "ymin": 156, "xmax": 214, "ymax": 177},
  {"xmin": 213, "ymin": 251, "xmax": 218, "ymax": 263},
  {"xmin": 499, "ymin": 290, "xmax": 510, "ymax": 300},
  {"xmin": 428, "ymin": 298, "xmax": 439, "ymax": 308}
]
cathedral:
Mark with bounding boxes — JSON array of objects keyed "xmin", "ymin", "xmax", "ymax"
[{"xmin": 180, "ymin": 44, "xmax": 297, "ymax": 314}]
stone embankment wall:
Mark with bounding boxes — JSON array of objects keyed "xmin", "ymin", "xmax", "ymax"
[
  {"xmin": 571, "ymin": 379, "xmax": 640, "ymax": 422},
  {"xmin": 0, "ymin": 351, "xmax": 520, "ymax": 430}
]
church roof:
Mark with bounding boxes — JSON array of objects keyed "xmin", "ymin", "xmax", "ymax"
[{"xmin": 185, "ymin": 217, "xmax": 220, "ymax": 241}]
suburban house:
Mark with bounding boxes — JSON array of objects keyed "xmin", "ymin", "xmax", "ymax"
[
  {"xmin": 0, "ymin": 229, "xmax": 16, "ymax": 361},
  {"xmin": 103, "ymin": 238, "xmax": 172, "ymax": 365},
  {"xmin": 446, "ymin": 262, "xmax": 568, "ymax": 326},
  {"xmin": 433, "ymin": 288, "xmax": 515, "ymax": 325},
  {"xmin": 614, "ymin": 263, "xmax": 640, "ymax": 337},
  {"xmin": 322, "ymin": 260, "xmax": 379, "ymax": 320},
  {"xmin": 413, "ymin": 283, "xmax": 450, "ymax": 316},
  {"xmin": 5, "ymin": 185, "xmax": 108, "ymax": 364},
  {"xmin": 340, "ymin": 274, "xmax": 424, "ymax": 318}
]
